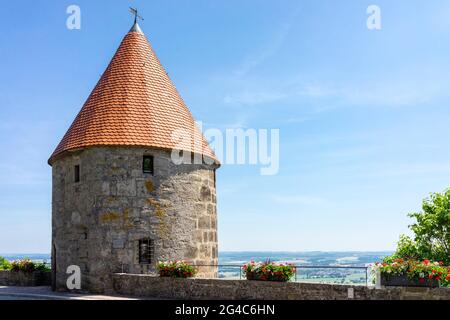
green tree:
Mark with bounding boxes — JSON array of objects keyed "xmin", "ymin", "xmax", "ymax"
[
  {"xmin": 408, "ymin": 190, "xmax": 450, "ymax": 264},
  {"xmin": 390, "ymin": 189, "xmax": 450, "ymax": 265}
]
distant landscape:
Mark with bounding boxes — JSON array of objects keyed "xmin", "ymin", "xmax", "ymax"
[{"xmin": 1, "ymin": 251, "xmax": 391, "ymax": 285}]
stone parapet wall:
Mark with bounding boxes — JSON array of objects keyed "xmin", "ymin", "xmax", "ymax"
[
  {"xmin": 112, "ymin": 274, "xmax": 450, "ymax": 300},
  {"xmin": 0, "ymin": 271, "xmax": 51, "ymax": 287}
]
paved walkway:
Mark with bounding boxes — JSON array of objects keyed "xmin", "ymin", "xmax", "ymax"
[{"xmin": 0, "ymin": 286, "xmax": 143, "ymax": 300}]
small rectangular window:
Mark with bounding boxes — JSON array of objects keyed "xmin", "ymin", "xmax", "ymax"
[
  {"xmin": 138, "ymin": 238, "xmax": 154, "ymax": 264},
  {"xmin": 74, "ymin": 165, "xmax": 80, "ymax": 183},
  {"xmin": 143, "ymin": 155, "xmax": 154, "ymax": 174}
]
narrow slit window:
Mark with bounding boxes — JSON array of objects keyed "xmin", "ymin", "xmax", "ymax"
[
  {"xmin": 138, "ymin": 238, "xmax": 154, "ymax": 264},
  {"xmin": 74, "ymin": 165, "xmax": 80, "ymax": 183},
  {"xmin": 143, "ymin": 155, "xmax": 154, "ymax": 174}
]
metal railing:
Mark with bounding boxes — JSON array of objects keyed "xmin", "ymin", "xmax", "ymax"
[
  {"xmin": 20, "ymin": 260, "xmax": 371, "ymax": 286},
  {"xmin": 194, "ymin": 264, "xmax": 371, "ymax": 286}
]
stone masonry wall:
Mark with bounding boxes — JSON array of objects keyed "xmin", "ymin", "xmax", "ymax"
[
  {"xmin": 112, "ymin": 274, "xmax": 450, "ymax": 300},
  {"xmin": 0, "ymin": 271, "xmax": 51, "ymax": 287},
  {"xmin": 52, "ymin": 146, "xmax": 218, "ymax": 293}
]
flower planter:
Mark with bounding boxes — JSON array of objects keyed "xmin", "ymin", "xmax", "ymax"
[
  {"xmin": 157, "ymin": 261, "xmax": 197, "ymax": 278},
  {"xmin": 372, "ymin": 259, "xmax": 449, "ymax": 288},
  {"xmin": 245, "ymin": 271, "xmax": 290, "ymax": 282},
  {"xmin": 159, "ymin": 270, "xmax": 195, "ymax": 278},
  {"xmin": 243, "ymin": 261, "xmax": 296, "ymax": 282},
  {"xmin": 381, "ymin": 274, "xmax": 440, "ymax": 288}
]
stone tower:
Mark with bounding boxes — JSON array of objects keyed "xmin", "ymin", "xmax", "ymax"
[{"xmin": 48, "ymin": 21, "xmax": 219, "ymax": 293}]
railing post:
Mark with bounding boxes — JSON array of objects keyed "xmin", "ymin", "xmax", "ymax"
[
  {"xmin": 375, "ymin": 269, "xmax": 382, "ymax": 289},
  {"xmin": 365, "ymin": 267, "xmax": 368, "ymax": 286}
]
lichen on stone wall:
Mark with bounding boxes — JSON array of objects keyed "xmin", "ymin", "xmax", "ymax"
[
  {"xmin": 146, "ymin": 198, "xmax": 159, "ymax": 208},
  {"xmin": 100, "ymin": 209, "xmax": 133, "ymax": 230},
  {"xmin": 107, "ymin": 196, "xmax": 118, "ymax": 205},
  {"xmin": 122, "ymin": 208, "xmax": 133, "ymax": 230},
  {"xmin": 100, "ymin": 212, "xmax": 121, "ymax": 222},
  {"xmin": 145, "ymin": 198, "xmax": 170, "ymax": 239},
  {"xmin": 145, "ymin": 180, "xmax": 154, "ymax": 192}
]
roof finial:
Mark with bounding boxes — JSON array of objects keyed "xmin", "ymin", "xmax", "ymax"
[
  {"xmin": 129, "ymin": 7, "xmax": 144, "ymax": 33},
  {"xmin": 129, "ymin": 7, "xmax": 144, "ymax": 24}
]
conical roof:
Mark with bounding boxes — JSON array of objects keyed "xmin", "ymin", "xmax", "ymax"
[{"xmin": 49, "ymin": 23, "xmax": 218, "ymax": 165}]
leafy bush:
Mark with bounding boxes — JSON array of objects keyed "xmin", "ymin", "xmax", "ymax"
[
  {"xmin": 157, "ymin": 261, "xmax": 197, "ymax": 278},
  {"xmin": 0, "ymin": 256, "xmax": 11, "ymax": 270},
  {"xmin": 243, "ymin": 261, "xmax": 296, "ymax": 282},
  {"xmin": 387, "ymin": 189, "xmax": 450, "ymax": 265},
  {"xmin": 35, "ymin": 261, "xmax": 51, "ymax": 272},
  {"xmin": 387, "ymin": 235, "xmax": 420, "ymax": 261}
]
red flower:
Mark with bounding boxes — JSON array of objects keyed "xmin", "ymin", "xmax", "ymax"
[
  {"xmin": 435, "ymin": 276, "xmax": 441, "ymax": 281},
  {"xmin": 419, "ymin": 278, "xmax": 425, "ymax": 284},
  {"xmin": 428, "ymin": 274, "xmax": 433, "ymax": 280},
  {"xmin": 445, "ymin": 275, "xmax": 450, "ymax": 281},
  {"xmin": 439, "ymin": 261, "xmax": 444, "ymax": 266}
]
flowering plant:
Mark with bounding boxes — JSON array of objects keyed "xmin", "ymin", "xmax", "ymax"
[
  {"xmin": 157, "ymin": 261, "xmax": 197, "ymax": 278},
  {"xmin": 10, "ymin": 259, "xmax": 37, "ymax": 273},
  {"xmin": 242, "ymin": 261, "xmax": 296, "ymax": 282},
  {"xmin": 371, "ymin": 259, "xmax": 450, "ymax": 286}
]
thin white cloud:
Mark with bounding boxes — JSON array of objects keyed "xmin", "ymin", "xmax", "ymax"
[
  {"xmin": 233, "ymin": 7, "xmax": 302, "ymax": 77},
  {"xmin": 223, "ymin": 77, "xmax": 446, "ymax": 108},
  {"xmin": 271, "ymin": 194, "xmax": 328, "ymax": 206},
  {"xmin": 340, "ymin": 83, "xmax": 436, "ymax": 107},
  {"xmin": 0, "ymin": 163, "xmax": 50, "ymax": 186},
  {"xmin": 224, "ymin": 91, "xmax": 288, "ymax": 106},
  {"xmin": 363, "ymin": 163, "xmax": 450, "ymax": 178},
  {"xmin": 223, "ymin": 82, "xmax": 337, "ymax": 106}
]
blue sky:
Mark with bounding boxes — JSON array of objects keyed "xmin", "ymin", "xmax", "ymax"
[{"xmin": 1, "ymin": 0, "xmax": 450, "ymax": 253}]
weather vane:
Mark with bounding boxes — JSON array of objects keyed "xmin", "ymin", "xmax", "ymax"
[{"xmin": 129, "ymin": 7, "xmax": 144, "ymax": 24}]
